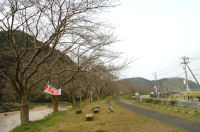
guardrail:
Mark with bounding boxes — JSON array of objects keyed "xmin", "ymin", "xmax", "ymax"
[{"xmin": 175, "ymin": 99, "xmax": 200, "ymax": 108}]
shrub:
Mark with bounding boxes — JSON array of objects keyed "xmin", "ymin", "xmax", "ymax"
[
  {"xmin": 153, "ymin": 99, "xmax": 162, "ymax": 104},
  {"xmin": 194, "ymin": 110, "xmax": 199, "ymax": 116},
  {"xmin": 127, "ymin": 96, "xmax": 134, "ymax": 100},
  {"xmin": 135, "ymin": 97, "xmax": 141, "ymax": 102},
  {"xmin": 161, "ymin": 100, "xmax": 167, "ymax": 105},
  {"xmin": 96, "ymin": 130, "xmax": 107, "ymax": 132},
  {"xmin": 197, "ymin": 96, "xmax": 200, "ymax": 102},
  {"xmin": 169, "ymin": 100, "xmax": 177, "ymax": 106},
  {"xmin": 177, "ymin": 108, "xmax": 181, "ymax": 113},
  {"xmin": 130, "ymin": 96, "xmax": 139, "ymax": 101},
  {"xmin": 142, "ymin": 98, "xmax": 154, "ymax": 103},
  {"xmin": 184, "ymin": 110, "xmax": 188, "ymax": 114}
]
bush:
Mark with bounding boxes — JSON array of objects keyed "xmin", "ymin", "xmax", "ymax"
[
  {"xmin": 153, "ymin": 99, "xmax": 162, "ymax": 104},
  {"xmin": 126, "ymin": 96, "xmax": 134, "ymax": 100},
  {"xmin": 161, "ymin": 100, "xmax": 167, "ymax": 105},
  {"xmin": 137, "ymin": 97, "xmax": 178, "ymax": 106},
  {"xmin": 169, "ymin": 100, "xmax": 177, "ymax": 106},
  {"xmin": 136, "ymin": 97, "xmax": 141, "ymax": 102},
  {"xmin": 194, "ymin": 110, "xmax": 199, "ymax": 116},
  {"xmin": 197, "ymin": 96, "xmax": 200, "ymax": 101},
  {"xmin": 142, "ymin": 98, "xmax": 154, "ymax": 103},
  {"xmin": 177, "ymin": 108, "xmax": 182, "ymax": 113},
  {"xmin": 184, "ymin": 110, "xmax": 188, "ymax": 114},
  {"xmin": 129, "ymin": 96, "xmax": 139, "ymax": 101}
]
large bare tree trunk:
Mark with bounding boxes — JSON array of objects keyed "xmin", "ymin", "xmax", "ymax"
[
  {"xmin": 20, "ymin": 92, "xmax": 29, "ymax": 124},
  {"xmin": 80, "ymin": 88, "xmax": 82, "ymax": 105},
  {"xmin": 51, "ymin": 96, "xmax": 59, "ymax": 112},
  {"xmin": 72, "ymin": 94, "xmax": 76, "ymax": 106}
]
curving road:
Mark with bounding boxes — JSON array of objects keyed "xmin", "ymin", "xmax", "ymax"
[{"xmin": 114, "ymin": 98, "xmax": 200, "ymax": 132}]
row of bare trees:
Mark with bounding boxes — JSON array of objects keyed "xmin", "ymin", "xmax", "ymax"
[{"xmin": 0, "ymin": 0, "xmax": 128, "ymax": 125}]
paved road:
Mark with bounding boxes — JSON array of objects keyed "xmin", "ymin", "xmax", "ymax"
[{"xmin": 114, "ymin": 98, "xmax": 200, "ymax": 132}]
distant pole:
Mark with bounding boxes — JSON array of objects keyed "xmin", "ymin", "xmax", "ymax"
[
  {"xmin": 163, "ymin": 83, "xmax": 166, "ymax": 98},
  {"xmin": 181, "ymin": 56, "xmax": 189, "ymax": 100},
  {"xmin": 154, "ymin": 72, "xmax": 159, "ymax": 99},
  {"xmin": 153, "ymin": 72, "xmax": 157, "ymax": 90}
]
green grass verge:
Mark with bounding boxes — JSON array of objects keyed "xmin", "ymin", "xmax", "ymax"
[{"xmin": 122, "ymin": 96, "xmax": 200, "ymax": 122}]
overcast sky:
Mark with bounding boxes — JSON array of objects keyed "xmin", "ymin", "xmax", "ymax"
[{"xmin": 106, "ymin": 0, "xmax": 200, "ymax": 81}]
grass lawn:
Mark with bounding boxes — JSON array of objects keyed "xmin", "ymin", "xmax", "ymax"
[
  {"xmin": 12, "ymin": 100, "xmax": 184, "ymax": 132},
  {"xmin": 122, "ymin": 96, "xmax": 200, "ymax": 122}
]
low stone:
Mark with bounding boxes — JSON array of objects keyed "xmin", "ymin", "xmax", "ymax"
[
  {"xmin": 85, "ymin": 113, "xmax": 93, "ymax": 121},
  {"xmin": 93, "ymin": 108, "xmax": 99, "ymax": 113},
  {"xmin": 76, "ymin": 110, "xmax": 82, "ymax": 114}
]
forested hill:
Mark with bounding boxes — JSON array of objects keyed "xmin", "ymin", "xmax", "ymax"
[
  {"xmin": 125, "ymin": 77, "xmax": 154, "ymax": 87},
  {"xmin": 124, "ymin": 77, "xmax": 200, "ymax": 91},
  {"xmin": 0, "ymin": 31, "xmax": 74, "ymax": 104}
]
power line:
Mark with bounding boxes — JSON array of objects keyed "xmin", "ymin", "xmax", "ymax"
[
  {"xmin": 172, "ymin": 71, "xmax": 185, "ymax": 78},
  {"xmin": 156, "ymin": 60, "xmax": 179, "ymax": 74},
  {"xmin": 158, "ymin": 67, "xmax": 182, "ymax": 77},
  {"xmin": 154, "ymin": 59, "xmax": 183, "ymax": 78},
  {"xmin": 190, "ymin": 68, "xmax": 200, "ymax": 72},
  {"xmin": 191, "ymin": 57, "xmax": 200, "ymax": 60}
]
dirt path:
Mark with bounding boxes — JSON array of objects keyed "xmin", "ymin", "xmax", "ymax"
[
  {"xmin": 114, "ymin": 98, "xmax": 200, "ymax": 132},
  {"xmin": 0, "ymin": 106, "xmax": 67, "ymax": 132}
]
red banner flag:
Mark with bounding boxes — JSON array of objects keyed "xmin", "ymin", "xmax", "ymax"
[{"xmin": 44, "ymin": 82, "xmax": 61, "ymax": 95}]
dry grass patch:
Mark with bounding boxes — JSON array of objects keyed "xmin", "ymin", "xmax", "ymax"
[
  {"xmin": 12, "ymin": 100, "xmax": 184, "ymax": 132},
  {"xmin": 170, "ymin": 91, "xmax": 200, "ymax": 100}
]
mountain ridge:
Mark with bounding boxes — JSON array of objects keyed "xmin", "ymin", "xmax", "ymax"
[{"xmin": 122, "ymin": 77, "xmax": 200, "ymax": 92}]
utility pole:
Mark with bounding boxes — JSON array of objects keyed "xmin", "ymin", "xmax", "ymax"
[
  {"xmin": 163, "ymin": 82, "xmax": 167, "ymax": 98},
  {"xmin": 153, "ymin": 72, "xmax": 160, "ymax": 99},
  {"xmin": 181, "ymin": 56, "xmax": 189, "ymax": 100},
  {"xmin": 154, "ymin": 72, "xmax": 157, "ymax": 89},
  {"xmin": 181, "ymin": 56, "xmax": 200, "ymax": 100}
]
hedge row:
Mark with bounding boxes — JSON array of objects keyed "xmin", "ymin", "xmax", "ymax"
[{"xmin": 129, "ymin": 97, "xmax": 177, "ymax": 106}]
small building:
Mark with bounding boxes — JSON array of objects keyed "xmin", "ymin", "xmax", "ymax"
[{"xmin": 135, "ymin": 92, "xmax": 140, "ymax": 97}]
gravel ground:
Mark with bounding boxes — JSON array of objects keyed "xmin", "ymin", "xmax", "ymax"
[{"xmin": 0, "ymin": 106, "xmax": 67, "ymax": 132}]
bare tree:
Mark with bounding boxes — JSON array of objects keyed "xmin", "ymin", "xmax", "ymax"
[{"xmin": 0, "ymin": 0, "xmax": 118, "ymax": 124}]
